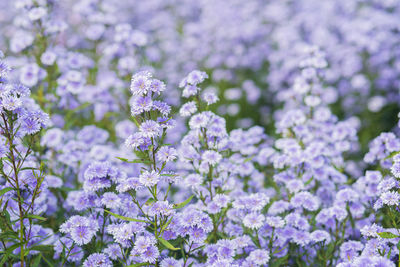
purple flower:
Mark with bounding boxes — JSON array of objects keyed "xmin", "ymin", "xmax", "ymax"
[
  {"xmin": 340, "ymin": 241, "xmax": 364, "ymax": 262},
  {"xmin": 130, "ymin": 71, "xmax": 151, "ymax": 96},
  {"xmin": 365, "ymin": 171, "xmax": 382, "ymax": 184},
  {"xmin": 290, "ymin": 191, "xmax": 320, "ymax": 211},
  {"xmin": 1, "ymin": 95, "xmax": 22, "ymax": 111},
  {"xmin": 232, "ymin": 235, "xmax": 252, "ymax": 249},
  {"xmin": 310, "ymin": 230, "xmax": 331, "ymax": 244},
  {"xmin": 202, "ymin": 91, "xmax": 219, "ymax": 105},
  {"xmin": 83, "ymin": 161, "xmax": 116, "ymax": 192},
  {"xmin": 189, "ymin": 227, "xmax": 207, "ymax": 243},
  {"xmin": 160, "ymin": 257, "xmax": 183, "ymax": 267},
  {"xmin": 233, "ymin": 193, "xmax": 270, "ymax": 212},
  {"xmin": 286, "ymin": 179, "xmax": 304, "ymax": 193},
  {"xmin": 125, "ymin": 132, "xmax": 150, "ymax": 150},
  {"xmin": 131, "ymin": 96, "xmax": 153, "ymax": 115},
  {"xmin": 380, "ymin": 191, "xmax": 400, "ymax": 206},
  {"xmin": 19, "ymin": 63, "xmax": 40, "ymax": 87},
  {"xmin": 201, "ymin": 150, "xmax": 222, "ymax": 166},
  {"xmin": 184, "ymin": 174, "xmax": 203, "ymax": 189},
  {"xmin": 156, "ymin": 146, "xmax": 177, "ymax": 162},
  {"xmin": 268, "ymin": 200, "xmax": 290, "ymax": 215},
  {"xmin": 391, "ymin": 162, "xmax": 400, "ymax": 178},
  {"xmin": 335, "ymin": 188, "xmax": 359, "ymax": 204},
  {"xmin": 116, "ymin": 177, "xmax": 143, "ymax": 193},
  {"xmin": 149, "ymin": 79, "xmax": 166, "ymax": 94},
  {"xmin": 139, "ymin": 170, "xmax": 160, "ymax": 187},
  {"xmin": 372, "ymin": 256, "xmax": 396, "ymax": 267},
  {"xmin": 377, "ymin": 178, "xmax": 397, "ymax": 193},
  {"xmin": 248, "ymin": 249, "xmax": 270, "ymax": 265},
  {"xmin": 184, "ymin": 70, "xmax": 208, "ymax": 86},
  {"xmin": 40, "ymin": 51, "xmax": 57, "ymax": 65},
  {"xmin": 60, "ymin": 216, "xmax": 99, "ymax": 245},
  {"xmin": 140, "ymin": 120, "xmax": 162, "ymax": 138},
  {"xmin": 41, "ymin": 128, "xmax": 63, "ymax": 148},
  {"xmin": 45, "ymin": 175, "xmax": 63, "ymax": 188},
  {"xmin": 292, "ymin": 230, "xmax": 311, "ymax": 246},
  {"xmin": 115, "ymin": 120, "xmax": 136, "ymax": 139},
  {"xmin": 179, "ymin": 101, "xmax": 197, "ymax": 117},
  {"xmin": 207, "ymin": 202, "xmax": 221, "ymax": 214},
  {"xmin": 243, "ymin": 213, "xmax": 265, "ymax": 230},
  {"xmin": 103, "ymin": 244, "xmax": 122, "ymax": 260},
  {"xmin": 189, "ymin": 113, "xmax": 209, "ymax": 129},
  {"xmin": 360, "ymin": 224, "xmax": 381, "ymax": 238},
  {"xmin": 83, "ymin": 253, "xmax": 112, "ymax": 267},
  {"xmin": 20, "ymin": 116, "xmax": 41, "ymax": 135},
  {"xmin": 216, "ymin": 239, "xmax": 235, "ymax": 259},
  {"xmin": 147, "ymin": 201, "xmax": 174, "ymax": 217},
  {"xmin": 107, "ymin": 222, "xmax": 145, "ymax": 244},
  {"xmin": 140, "ymin": 245, "xmax": 159, "ymax": 263},
  {"xmin": 153, "ymin": 101, "xmax": 171, "ymax": 116},
  {"xmin": 213, "ymin": 194, "xmax": 230, "ymax": 208},
  {"xmin": 101, "ymin": 192, "xmax": 121, "ymax": 209},
  {"xmin": 182, "ymin": 85, "xmax": 199, "ymax": 98},
  {"xmin": 265, "ymin": 216, "xmax": 285, "ymax": 228}
]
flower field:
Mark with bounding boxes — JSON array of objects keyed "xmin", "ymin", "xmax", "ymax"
[{"xmin": 0, "ymin": 0, "xmax": 400, "ymax": 266}]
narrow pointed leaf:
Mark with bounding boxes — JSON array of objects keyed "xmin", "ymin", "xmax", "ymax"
[
  {"xmin": 127, "ymin": 263, "xmax": 149, "ymax": 267},
  {"xmin": 32, "ymin": 254, "xmax": 42, "ymax": 267},
  {"xmin": 378, "ymin": 232, "xmax": 399, "ymax": 239},
  {"xmin": 158, "ymin": 237, "xmax": 179, "ymax": 251},
  {"xmin": 0, "ymin": 187, "xmax": 13, "ymax": 197},
  {"xmin": 174, "ymin": 195, "xmax": 194, "ymax": 209},
  {"xmin": 104, "ymin": 209, "xmax": 147, "ymax": 223},
  {"xmin": 25, "ymin": 214, "xmax": 47, "ymax": 221}
]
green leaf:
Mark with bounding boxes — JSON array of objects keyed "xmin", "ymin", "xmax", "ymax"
[
  {"xmin": 40, "ymin": 253, "xmax": 55, "ymax": 267},
  {"xmin": 161, "ymin": 173, "xmax": 178, "ymax": 177},
  {"xmin": 0, "ymin": 255, "xmax": 9, "ymax": 265},
  {"xmin": 131, "ymin": 159, "xmax": 152, "ymax": 164},
  {"xmin": 144, "ymin": 198, "xmax": 155, "ymax": 206},
  {"xmin": 116, "ymin": 157, "xmax": 130, "ymax": 162},
  {"xmin": 378, "ymin": 232, "xmax": 399, "ymax": 239},
  {"xmin": 104, "ymin": 209, "xmax": 147, "ymax": 223},
  {"xmin": 127, "ymin": 263, "xmax": 149, "ymax": 267},
  {"xmin": 0, "ymin": 187, "xmax": 13, "ymax": 197},
  {"xmin": 269, "ymin": 255, "xmax": 289, "ymax": 267},
  {"xmin": 161, "ymin": 217, "xmax": 173, "ymax": 232},
  {"xmin": 304, "ymin": 176, "xmax": 314, "ymax": 186},
  {"xmin": 20, "ymin": 167, "xmax": 38, "ymax": 171},
  {"xmin": 25, "ymin": 214, "xmax": 47, "ymax": 221},
  {"xmin": 71, "ymin": 102, "xmax": 91, "ymax": 112},
  {"xmin": 158, "ymin": 237, "xmax": 179, "ymax": 250},
  {"xmin": 325, "ymin": 242, "xmax": 335, "ymax": 256},
  {"xmin": 0, "ymin": 231, "xmax": 19, "ymax": 240},
  {"xmin": 244, "ymin": 156, "xmax": 254, "ymax": 163},
  {"xmin": 27, "ymin": 245, "xmax": 53, "ymax": 253},
  {"xmin": 385, "ymin": 151, "xmax": 400, "ymax": 160},
  {"xmin": 174, "ymin": 195, "xmax": 194, "ymax": 209},
  {"xmin": 58, "ymin": 186, "xmax": 75, "ymax": 192},
  {"xmin": 32, "ymin": 254, "xmax": 42, "ymax": 267},
  {"xmin": 116, "ymin": 157, "xmax": 152, "ymax": 164},
  {"xmin": 3, "ymin": 242, "xmax": 22, "ymax": 259}
]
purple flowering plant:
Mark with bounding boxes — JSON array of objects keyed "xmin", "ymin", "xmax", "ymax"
[
  {"xmin": 1, "ymin": 0, "xmax": 400, "ymax": 266},
  {"xmin": 0, "ymin": 51, "xmax": 51, "ymax": 266}
]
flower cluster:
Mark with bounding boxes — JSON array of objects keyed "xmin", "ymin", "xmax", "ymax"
[
  {"xmin": 0, "ymin": 51, "xmax": 52, "ymax": 266},
  {"xmin": 1, "ymin": 0, "xmax": 400, "ymax": 266}
]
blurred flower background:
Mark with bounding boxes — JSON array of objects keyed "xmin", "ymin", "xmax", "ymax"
[{"xmin": 0, "ymin": 0, "xmax": 399, "ymax": 266}]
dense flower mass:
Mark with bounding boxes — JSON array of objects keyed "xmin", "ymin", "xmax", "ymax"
[{"xmin": 0, "ymin": 0, "xmax": 399, "ymax": 266}]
